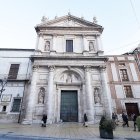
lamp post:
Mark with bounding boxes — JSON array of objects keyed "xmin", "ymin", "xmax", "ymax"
[{"xmin": 0, "ymin": 78, "xmax": 8, "ymax": 98}]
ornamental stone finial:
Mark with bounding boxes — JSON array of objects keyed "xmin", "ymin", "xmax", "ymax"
[
  {"xmin": 93, "ymin": 16, "xmax": 97, "ymax": 24},
  {"xmin": 41, "ymin": 16, "xmax": 48, "ymax": 22},
  {"xmin": 68, "ymin": 9, "xmax": 71, "ymax": 16},
  {"xmin": 81, "ymin": 16, "xmax": 84, "ymax": 20}
]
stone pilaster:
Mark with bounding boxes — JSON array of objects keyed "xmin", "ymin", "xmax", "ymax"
[
  {"xmin": 46, "ymin": 66, "xmax": 55, "ymax": 124},
  {"xmin": 22, "ymin": 65, "xmax": 39, "ymax": 124},
  {"xmin": 82, "ymin": 35, "xmax": 88, "ymax": 53},
  {"xmin": 100, "ymin": 66, "xmax": 112, "ymax": 118},
  {"xmin": 96, "ymin": 35, "xmax": 103, "ymax": 51},
  {"xmin": 84, "ymin": 66, "xmax": 94, "ymax": 122},
  {"xmin": 96, "ymin": 35, "xmax": 104, "ymax": 56}
]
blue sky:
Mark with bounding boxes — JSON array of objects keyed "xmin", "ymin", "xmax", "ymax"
[{"xmin": 0, "ymin": 0, "xmax": 140, "ymax": 54}]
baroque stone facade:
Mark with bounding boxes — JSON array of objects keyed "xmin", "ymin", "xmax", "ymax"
[{"xmin": 23, "ymin": 14, "xmax": 112, "ymax": 124}]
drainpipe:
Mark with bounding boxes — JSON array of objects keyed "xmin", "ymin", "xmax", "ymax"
[{"xmin": 18, "ymin": 58, "xmax": 30, "ymax": 123}]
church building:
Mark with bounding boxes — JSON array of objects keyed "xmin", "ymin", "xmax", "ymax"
[{"xmin": 23, "ymin": 14, "xmax": 112, "ymax": 124}]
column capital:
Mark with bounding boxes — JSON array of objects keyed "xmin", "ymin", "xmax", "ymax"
[
  {"xmin": 99, "ymin": 65, "xmax": 106, "ymax": 72},
  {"xmin": 32, "ymin": 65, "xmax": 39, "ymax": 71},
  {"xmin": 84, "ymin": 66, "xmax": 91, "ymax": 72},
  {"xmin": 52, "ymin": 34, "xmax": 57, "ymax": 37},
  {"xmin": 82, "ymin": 34, "xmax": 87, "ymax": 37},
  {"xmin": 48, "ymin": 65, "xmax": 55, "ymax": 72}
]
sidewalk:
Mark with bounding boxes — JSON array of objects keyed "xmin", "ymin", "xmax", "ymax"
[{"xmin": 0, "ymin": 122, "xmax": 140, "ymax": 140}]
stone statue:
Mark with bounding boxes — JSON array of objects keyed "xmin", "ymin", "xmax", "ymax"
[
  {"xmin": 94, "ymin": 88, "xmax": 101, "ymax": 104},
  {"xmin": 89, "ymin": 41, "xmax": 95, "ymax": 52},
  {"xmin": 66, "ymin": 73, "xmax": 72, "ymax": 83},
  {"xmin": 38, "ymin": 87, "xmax": 45, "ymax": 104},
  {"xmin": 44, "ymin": 41, "xmax": 50, "ymax": 51}
]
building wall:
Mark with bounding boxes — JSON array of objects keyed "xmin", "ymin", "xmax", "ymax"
[
  {"xmin": 0, "ymin": 49, "xmax": 34, "ymax": 122},
  {"xmin": 107, "ymin": 55, "xmax": 140, "ymax": 117}
]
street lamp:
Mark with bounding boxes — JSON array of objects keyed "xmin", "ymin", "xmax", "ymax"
[{"xmin": 0, "ymin": 78, "xmax": 8, "ymax": 98}]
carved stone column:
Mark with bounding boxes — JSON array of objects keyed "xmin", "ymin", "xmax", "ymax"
[
  {"xmin": 100, "ymin": 66, "xmax": 112, "ymax": 118},
  {"xmin": 46, "ymin": 66, "xmax": 55, "ymax": 124},
  {"xmin": 23, "ymin": 65, "xmax": 39, "ymax": 124},
  {"xmin": 84, "ymin": 66, "xmax": 94, "ymax": 122}
]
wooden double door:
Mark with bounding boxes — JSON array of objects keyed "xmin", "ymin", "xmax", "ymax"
[
  {"xmin": 60, "ymin": 90, "xmax": 78, "ymax": 122},
  {"xmin": 125, "ymin": 103, "xmax": 139, "ymax": 119}
]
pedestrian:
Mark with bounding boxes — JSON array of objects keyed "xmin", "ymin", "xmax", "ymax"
[
  {"xmin": 112, "ymin": 112, "xmax": 118, "ymax": 129},
  {"xmin": 41, "ymin": 114, "xmax": 47, "ymax": 127},
  {"xmin": 83, "ymin": 113, "xmax": 88, "ymax": 127},
  {"xmin": 122, "ymin": 112, "xmax": 129, "ymax": 127},
  {"xmin": 132, "ymin": 113, "xmax": 137, "ymax": 131}
]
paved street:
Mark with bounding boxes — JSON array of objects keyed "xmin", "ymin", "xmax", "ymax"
[{"xmin": 0, "ymin": 122, "xmax": 140, "ymax": 140}]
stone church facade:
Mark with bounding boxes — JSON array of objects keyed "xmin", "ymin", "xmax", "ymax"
[{"xmin": 23, "ymin": 14, "xmax": 112, "ymax": 124}]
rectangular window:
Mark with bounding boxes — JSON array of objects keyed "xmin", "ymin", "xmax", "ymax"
[
  {"xmin": 124, "ymin": 86, "xmax": 133, "ymax": 98},
  {"xmin": 66, "ymin": 40, "xmax": 73, "ymax": 52},
  {"xmin": 11, "ymin": 98, "xmax": 21, "ymax": 112},
  {"xmin": 120, "ymin": 69, "xmax": 129, "ymax": 81},
  {"xmin": 8, "ymin": 64, "xmax": 20, "ymax": 79},
  {"xmin": 119, "ymin": 63, "xmax": 125, "ymax": 67}
]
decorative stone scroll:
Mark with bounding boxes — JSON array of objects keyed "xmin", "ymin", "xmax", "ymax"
[
  {"xmin": 32, "ymin": 65, "xmax": 39, "ymax": 71},
  {"xmin": 48, "ymin": 65, "xmax": 55, "ymax": 72}
]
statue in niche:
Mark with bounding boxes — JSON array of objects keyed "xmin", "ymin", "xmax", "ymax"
[
  {"xmin": 94, "ymin": 88, "xmax": 101, "ymax": 104},
  {"xmin": 66, "ymin": 73, "xmax": 72, "ymax": 83},
  {"xmin": 44, "ymin": 41, "xmax": 50, "ymax": 51},
  {"xmin": 38, "ymin": 87, "xmax": 45, "ymax": 104},
  {"xmin": 89, "ymin": 41, "xmax": 95, "ymax": 52}
]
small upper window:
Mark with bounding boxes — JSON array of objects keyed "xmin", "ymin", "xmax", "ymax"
[
  {"xmin": 119, "ymin": 63, "xmax": 125, "ymax": 67},
  {"xmin": 66, "ymin": 40, "xmax": 73, "ymax": 52}
]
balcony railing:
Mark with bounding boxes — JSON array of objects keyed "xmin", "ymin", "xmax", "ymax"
[{"xmin": 0, "ymin": 74, "xmax": 31, "ymax": 81}]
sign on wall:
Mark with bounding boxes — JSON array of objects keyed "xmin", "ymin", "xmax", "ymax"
[{"xmin": 1, "ymin": 94, "xmax": 12, "ymax": 102}]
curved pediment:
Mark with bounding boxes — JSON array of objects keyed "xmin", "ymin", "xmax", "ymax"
[{"xmin": 58, "ymin": 70, "xmax": 82, "ymax": 83}]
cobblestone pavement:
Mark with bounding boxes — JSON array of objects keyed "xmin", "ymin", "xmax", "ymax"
[{"xmin": 0, "ymin": 122, "xmax": 139, "ymax": 140}]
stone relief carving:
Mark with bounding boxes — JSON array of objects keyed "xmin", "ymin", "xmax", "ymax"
[
  {"xmin": 60, "ymin": 71, "xmax": 80, "ymax": 83},
  {"xmin": 38, "ymin": 87, "xmax": 45, "ymax": 104},
  {"xmin": 44, "ymin": 41, "xmax": 50, "ymax": 51},
  {"xmin": 94, "ymin": 88, "xmax": 101, "ymax": 104},
  {"xmin": 66, "ymin": 73, "xmax": 72, "ymax": 83},
  {"xmin": 89, "ymin": 41, "xmax": 95, "ymax": 52}
]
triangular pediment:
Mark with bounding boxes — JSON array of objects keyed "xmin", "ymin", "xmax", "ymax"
[
  {"xmin": 36, "ymin": 14, "xmax": 103, "ymax": 29},
  {"xmin": 47, "ymin": 19, "xmax": 87, "ymax": 27}
]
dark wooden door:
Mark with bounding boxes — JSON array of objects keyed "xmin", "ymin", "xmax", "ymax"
[
  {"xmin": 60, "ymin": 90, "xmax": 78, "ymax": 122},
  {"xmin": 125, "ymin": 103, "xmax": 139, "ymax": 119}
]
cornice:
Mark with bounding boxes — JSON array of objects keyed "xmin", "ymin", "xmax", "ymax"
[{"xmin": 30, "ymin": 55, "xmax": 108, "ymax": 62}]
